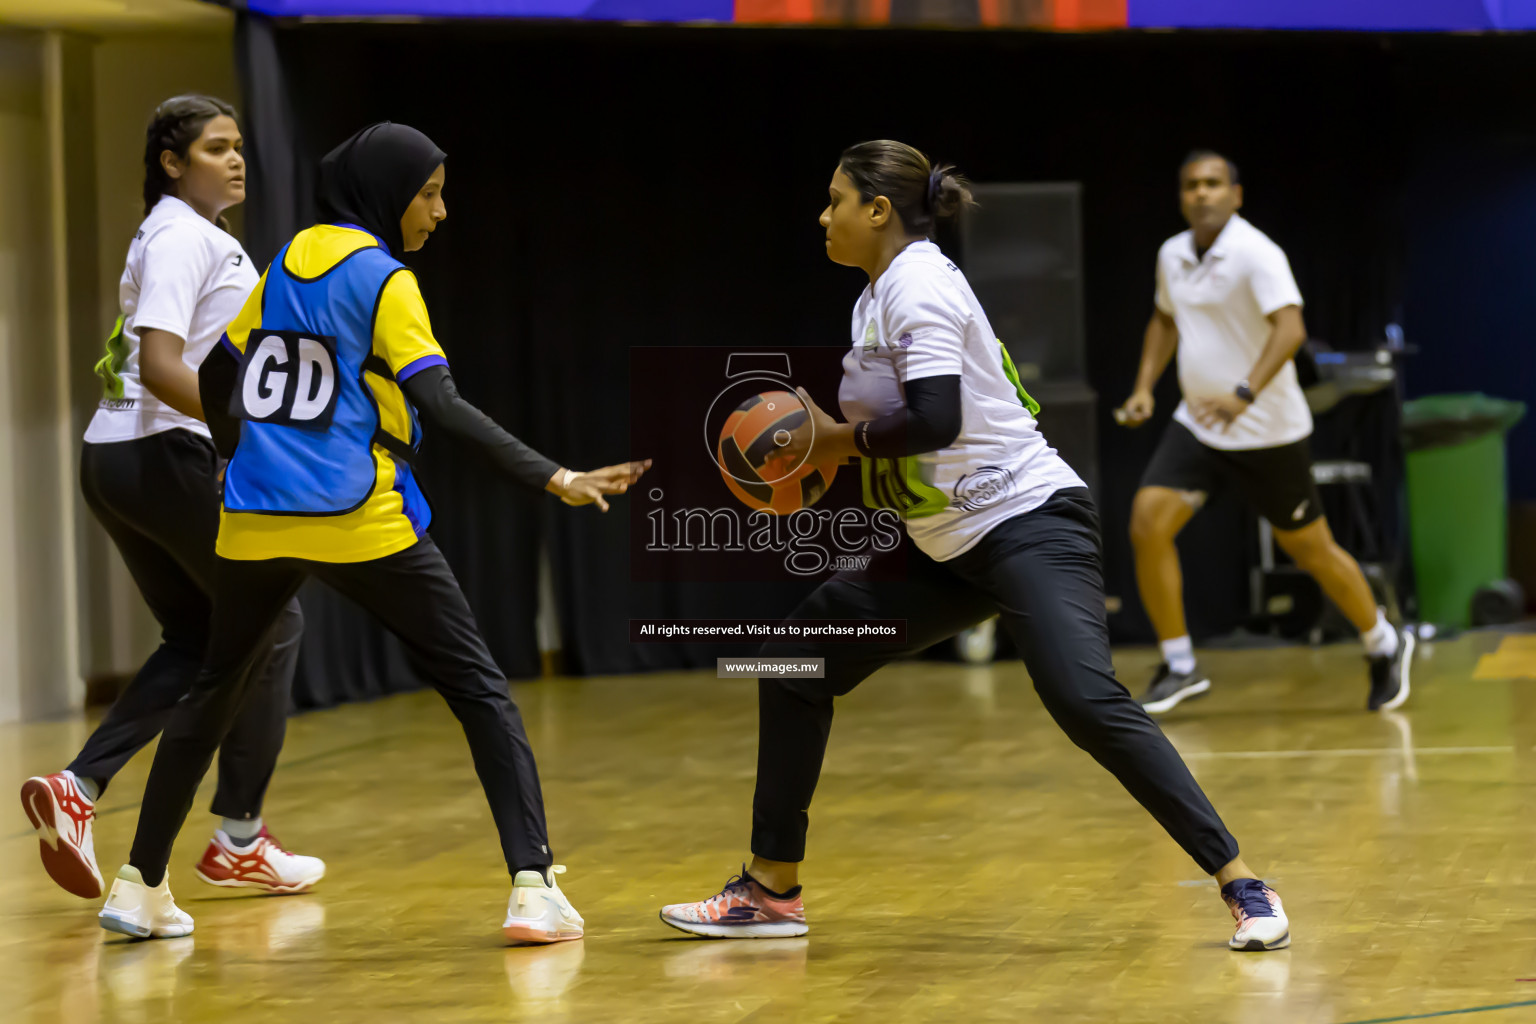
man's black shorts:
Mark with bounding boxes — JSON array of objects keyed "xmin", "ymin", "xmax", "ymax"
[{"xmin": 1140, "ymin": 421, "xmax": 1323, "ymax": 530}]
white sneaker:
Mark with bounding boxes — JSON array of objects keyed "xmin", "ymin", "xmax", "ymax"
[
  {"xmin": 1221, "ymin": 878, "xmax": 1290, "ymax": 951},
  {"xmin": 193, "ymin": 828, "xmax": 325, "ymax": 893},
  {"xmin": 99, "ymin": 866, "xmax": 195, "ymax": 940},
  {"xmin": 503, "ymin": 865, "xmax": 584, "ymax": 945}
]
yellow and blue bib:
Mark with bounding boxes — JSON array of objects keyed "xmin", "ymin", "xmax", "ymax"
[{"xmin": 215, "ymin": 224, "xmax": 448, "ymax": 563}]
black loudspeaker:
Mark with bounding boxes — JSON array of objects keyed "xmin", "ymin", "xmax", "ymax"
[
  {"xmin": 958, "ymin": 183, "xmax": 1099, "ymax": 495},
  {"xmin": 959, "ymin": 183, "xmax": 1087, "ymax": 382},
  {"xmin": 1029, "ymin": 380, "xmax": 1099, "ymax": 498}
]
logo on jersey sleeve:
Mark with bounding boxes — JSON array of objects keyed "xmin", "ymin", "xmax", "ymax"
[
  {"xmin": 894, "ymin": 326, "xmax": 943, "ymax": 350},
  {"xmin": 862, "ymin": 320, "xmax": 878, "ymax": 352},
  {"xmin": 230, "ymin": 329, "xmax": 340, "ymax": 430}
]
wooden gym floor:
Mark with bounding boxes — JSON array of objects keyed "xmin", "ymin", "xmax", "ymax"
[{"xmin": 3, "ymin": 632, "xmax": 1536, "ymax": 1024}]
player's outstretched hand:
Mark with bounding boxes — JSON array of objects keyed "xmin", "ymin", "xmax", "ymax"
[{"xmin": 556, "ymin": 460, "xmax": 653, "ymax": 512}]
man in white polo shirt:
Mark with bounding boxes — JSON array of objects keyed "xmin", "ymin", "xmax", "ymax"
[{"xmin": 1118, "ymin": 150, "xmax": 1412, "ymax": 715}]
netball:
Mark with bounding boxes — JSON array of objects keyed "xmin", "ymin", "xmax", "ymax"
[{"xmin": 716, "ymin": 390, "xmax": 837, "ymax": 514}]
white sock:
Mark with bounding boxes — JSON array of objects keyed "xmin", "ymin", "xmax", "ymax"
[
  {"xmin": 1362, "ymin": 609, "xmax": 1398, "ymax": 659},
  {"xmin": 222, "ymin": 816, "xmax": 263, "ymax": 847},
  {"xmin": 1160, "ymin": 636, "xmax": 1197, "ymax": 676},
  {"xmin": 66, "ymin": 770, "xmax": 100, "ymax": 803}
]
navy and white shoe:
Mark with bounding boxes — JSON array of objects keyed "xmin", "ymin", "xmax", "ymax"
[
  {"xmin": 1221, "ymin": 878, "xmax": 1290, "ymax": 951},
  {"xmin": 1368, "ymin": 627, "xmax": 1415, "ymax": 712},
  {"xmin": 1137, "ymin": 663, "xmax": 1211, "ymax": 715}
]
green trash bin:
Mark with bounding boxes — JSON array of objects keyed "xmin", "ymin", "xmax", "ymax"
[{"xmin": 1403, "ymin": 393, "xmax": 1526, "ymax": 628}]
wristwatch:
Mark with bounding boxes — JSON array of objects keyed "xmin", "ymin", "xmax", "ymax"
[{"xmin": 1234, "ymin": 380, "xmax": 1256, "ymax": 404}]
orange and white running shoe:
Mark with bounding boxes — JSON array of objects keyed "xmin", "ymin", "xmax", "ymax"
[
  {"xmin": 660, "ymin": 870, "xmax": 808, "ymax": 939},
  {"xmin": 193, "ymin": 827, "xmax": 325, "ymax": 894},
  {"xmin": 20, "ymin": 770, "xmax": 102, "ymax": 898}
]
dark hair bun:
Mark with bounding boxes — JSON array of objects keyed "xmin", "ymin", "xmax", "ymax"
[
  {"xmin": 929, "ymin": 163, "xmax": 976, "ymax": 222},
  {"xmin": 839, "ymin": 140, "xmax": 976, "ymax": 235}
]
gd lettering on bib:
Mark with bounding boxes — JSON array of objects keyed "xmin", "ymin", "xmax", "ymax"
[{"xmin": 230, "ymin": 329, "xmax": 340, "ymax": 430}]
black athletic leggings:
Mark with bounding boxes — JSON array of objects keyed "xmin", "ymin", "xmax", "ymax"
[
  {"xmin": 751, "ymin": 487, "xmax": 1241, "ymax": 874},
  {"xmin": 127, "ymin": 536, "xmax": 552, "ymax": 884},
  {"xmin": 75, "ymin": 429, "xmax": 302, "ymax": 819}
]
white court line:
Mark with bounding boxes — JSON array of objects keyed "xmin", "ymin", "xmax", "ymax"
[{"xmin": 1180, "ymin": 745, "xmax": 1511, "ymax": 760}]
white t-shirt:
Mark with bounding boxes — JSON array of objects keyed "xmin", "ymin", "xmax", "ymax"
[
  {"xmin": 838, "ymin": 240, "xmax": 1085, "ymax": 562},
  {"xmin": 1155, "ymin": 213, "xmax": 1312, "ymax": 451},
  {"xmin": 83, "ymin": 196, "xmax": 258, "ymax": 445}
]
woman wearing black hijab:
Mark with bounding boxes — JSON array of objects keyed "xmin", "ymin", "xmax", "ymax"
[{"xmin": 99, "ymin": 122, "xmax": 647, "ymax": 944}]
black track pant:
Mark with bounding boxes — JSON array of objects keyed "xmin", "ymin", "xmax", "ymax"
[
  {"xmin": 751, "ymin": 488, "xmax": 1240, "ymax": 874},
  {"xmin": 75, "ymin": 430, "xmax": 302, "ymax": 819},
  {"xmin": 127, "ymin": 536, "xmax": 552, "ymax": 882}
]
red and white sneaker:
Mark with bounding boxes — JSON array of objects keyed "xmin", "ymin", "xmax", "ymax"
[
  {"xmin": 20, "ymin": 770, "xmax": 102, "ymax": 898},
  {"xmin": 193, "ymin": 827, "xmax": 325, "ymax": 894},
  {"xmin": 660, "ymin": 870, "xmax": 808, "ymax": 939}
]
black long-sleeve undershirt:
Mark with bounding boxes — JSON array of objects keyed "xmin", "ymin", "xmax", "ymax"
[
  {"xmin": 199, "ymin": 342, "xmax": 241, "ymax": 459},
  {"xmin": 198, "ymin": 347, "xmax": 559, "ymax": 490},
  {"xmin": 851, "ymin": 374, "xmax": 962, "ymax": 458},
  {"xmin": 399, "ymin": 366, "xmax": 558, "ymax": 490}
]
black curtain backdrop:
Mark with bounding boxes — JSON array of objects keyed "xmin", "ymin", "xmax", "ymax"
[{"xmin": 231, "ymin": 19, "xmax": 1536, "ymax": 700}]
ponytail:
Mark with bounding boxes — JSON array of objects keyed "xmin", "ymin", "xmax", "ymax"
[{"xmin": 838, "ymin": 140, "xmax": 977, "ymax": 235}]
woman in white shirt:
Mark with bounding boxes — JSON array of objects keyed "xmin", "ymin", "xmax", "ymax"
[
  {"xmin": 660, "ymin": 140, "xmax": 1289, "ymax": 952},
  {"xmin": 20, "ymin": 96, "xmax": 322, "ymax": 911}
]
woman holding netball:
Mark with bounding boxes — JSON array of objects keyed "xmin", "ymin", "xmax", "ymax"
[
  {"xmin": 660, "ymin": 140, "xmax": 1290, "ymax": 952},
  {"xmin": 98, "ymin": 122, "xmax": 647, "ymax": 943}
]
